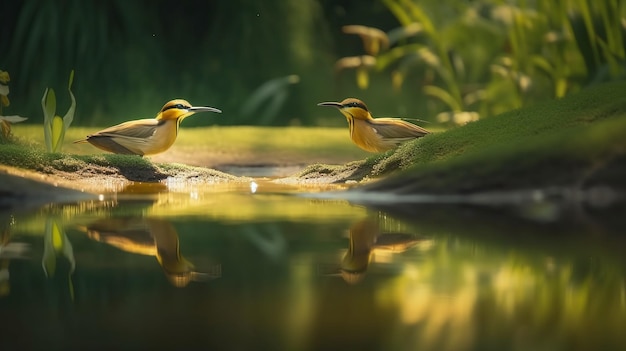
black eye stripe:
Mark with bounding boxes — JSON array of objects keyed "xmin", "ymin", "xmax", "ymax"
[
  {"xmin": 344, "ymin": 101, "xmax": 368, "ymax": 111},
  {"xmin": 162, "ymin": 103, "xmax": 190, "ymax": 112}
]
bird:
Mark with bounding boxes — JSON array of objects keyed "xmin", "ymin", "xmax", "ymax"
[
  {"xmin": 74, "ymin": 99, "xmax": 221, "ymax": 156},
  {"xmin": 317, "ymin": 98, "xmax": 429, "ymax": 152}
]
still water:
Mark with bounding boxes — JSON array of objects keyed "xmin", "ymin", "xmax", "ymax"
[{"xmin": 1, "ymin": 179, "xmax": 625, "ymax": 351}]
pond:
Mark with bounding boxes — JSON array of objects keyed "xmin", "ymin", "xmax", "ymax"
[{"xmin": 1, "ymin": 178, "xmax": 625, "ymax": 351}]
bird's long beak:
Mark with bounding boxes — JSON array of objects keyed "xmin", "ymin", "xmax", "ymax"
[
  {"xmin": 317, "ymin": 101, "xmax": 343, "ymax": 108},
  {"xmin": 189, "ymin": 106, "xmax": 222, "ymax": 114}
]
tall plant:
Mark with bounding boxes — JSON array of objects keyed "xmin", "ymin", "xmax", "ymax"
[{"xmin": 340, "ymin": 0, "xmax": 625, "ymax": 122}]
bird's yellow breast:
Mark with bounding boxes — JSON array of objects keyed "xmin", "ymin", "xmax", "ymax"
[
  {"xmin": 143, "ymin": 119, "xmax": 179, "ymax": 155},
  {"xmin": 350, "ymin": 118, "xmax": 396, "ymax": 152}
]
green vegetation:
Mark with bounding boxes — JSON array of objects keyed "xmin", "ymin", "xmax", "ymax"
[
  {"xmin": 2, "ymin": 1, "xmax": 623, "ymax": 127},
  {"xmin": 2, "ymin": 81, "xmax": 625, "ymax": 197},
  {"xmin": 359, "ymin": 80, "xmax": 626, "ymax": 193},
  {"xmin": 340, "ymin": 0, "xmax": 626, "ymax": 122},
  {"xmin": 11, "ymin": 124, "xmax": 370, "ymax": 166},
  {"xmin": 0, "ymin": 142, "xmax": 240, "ymax": 184},
  {"xmin": 42, "ymin": 70, "xmax": 76, "ymax": 152}
]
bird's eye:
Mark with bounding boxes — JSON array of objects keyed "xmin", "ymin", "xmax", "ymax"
[
  {"xmin": 162, "ymin": 103, "xmax": 190, "ymax": 112},
  {"xmin": 344, "ymin": 101, "xmax": 367, "ymax": 111}
]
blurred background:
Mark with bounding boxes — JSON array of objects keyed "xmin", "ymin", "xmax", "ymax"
[{"xmin": 1, "ymin": 0, "xmax": 625, "ymax": 127}]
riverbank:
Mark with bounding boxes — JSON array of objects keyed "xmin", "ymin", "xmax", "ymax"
[{"xmin": 2, "ymin": 81, "xmax": 626, "ymax": 204}]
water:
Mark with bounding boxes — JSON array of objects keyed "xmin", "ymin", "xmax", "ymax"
[{"xmin": 1, "ymin": 180, "xmax": 625, "ymax": 351}]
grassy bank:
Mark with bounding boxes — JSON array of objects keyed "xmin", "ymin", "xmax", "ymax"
[
  {"xmin": 354, "ymin": 81, "xmax": 626, "ymax": 194},
  {"xmin": 8, "ymin": 125, "xmax": 370, "ymax": 168},
  {"xmin": 2, "ymin": 81, "xmax": 626, "ymax": 195}
]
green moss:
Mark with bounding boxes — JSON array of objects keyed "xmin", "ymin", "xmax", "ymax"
[
  {"xmin": 300, "ymin": 81, "xmax": 626, "ymax": 188},
  {"xmin": 157, "ymin": 162, "xmax": 243, "ymax": 181},
  {"xmin": 363, "ymin": 84, "xmax": 626, "ymax": 194},
  {"xmin": 3, "ymin": 81, "xmax": 625, "ymax": 190},
  {"xmin": 11, "ymin": 125, "xmax": 370, "ymax": 167},
  {"xmin": 382, "ymin": 80, "xmax": 626, "ymax": 172}
]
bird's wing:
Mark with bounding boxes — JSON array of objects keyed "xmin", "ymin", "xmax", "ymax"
[
  {"xmin": 91, "ymin": 119, "xmax": 161, "ymax": 139},
  {"xmin": 370, "ymin": 118, "xmax": 429, "ymax": 139},
  {"xmin": 83, "ymin": 136, "xmax": 139, "ymax": 155},
  {"xmin": 85, "ymin": 119, "xmax": 162, "ymax": 155}
]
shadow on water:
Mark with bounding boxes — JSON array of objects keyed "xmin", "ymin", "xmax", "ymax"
[{"xmin": 1, "ymin": 180, "xmax": 625, "ymax": 351}]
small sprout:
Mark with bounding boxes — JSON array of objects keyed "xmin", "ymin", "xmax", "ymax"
[{"xmin": 42, "ymin": 70, "xmax": 76, "ymax": 152}]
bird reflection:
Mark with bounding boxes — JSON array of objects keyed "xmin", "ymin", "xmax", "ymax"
[
  {"xmin": 81, "ymin": 217, "xmax": 220, "ymax": 287},
  {"xmin": 334, "ymin": 219, "xmax": 428, "ymax": 284}
]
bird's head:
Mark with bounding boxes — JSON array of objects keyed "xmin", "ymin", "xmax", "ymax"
[
  {"xmin": 317, "ymin": 98, "xmax": 371, "ymax": 121},
  {"xmin": 156, "ymin": 99, "xmax": 222, "ymax": 121}
]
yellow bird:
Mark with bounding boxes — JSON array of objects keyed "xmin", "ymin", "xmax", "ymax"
[
  {"xmin": 74, "ymin": 99, "xmax": 221, "ymax": 156},
  {"xmin": 318, "ymin": 98, "xmax": 429, "ymax": 153}
]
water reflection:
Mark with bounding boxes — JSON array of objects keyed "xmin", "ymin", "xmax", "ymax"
[
  {"xmin": 0, "ymin": 220, "xmax": 29, "ymax": 297},
  {"xmin": 42, "ymin": 218, "xmax": 76, "ymax": 298},
  {"xmin": 0, "ymin": 186, "xmax": 625, "ymax": 351},
  {"xmin": 81, "ymin": 216, "xmax": 221, "ymax": 287},
  {"xmin": 328, "ymin": 218, "xmax": 431, "ymax": 284}
]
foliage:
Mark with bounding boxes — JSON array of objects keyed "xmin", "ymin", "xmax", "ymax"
[
  {"xmin": 2, "ymin": 1, "xmax": 623, "ymax": 127},
  {"xmin": 338, "ymin": 0, "xmax": 626, "ymax": 123},
  {"xmin": 238, "ymin": 75, "xmax": 301, "ymax": 125},
  {"xmin": 1, "ymin": 0, "xmax": 331, "ymax": 127},
  {"xmin": 42, "ymin": 70, "xmax": 76, "ymax": 152},
  {"xmin": 0, "ymin": 70, "xmax": 28, "ymax": 140}
]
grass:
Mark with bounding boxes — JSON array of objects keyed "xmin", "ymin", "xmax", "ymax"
[
  {"xmin": 379, "ymin": 80, "xmax": 626, "ymax": 172},
  {"xmin": 293, "ymin": 80, "xmax": 626, "ymax": 186},
  {"xmin": 0, "ymin": 124, "xmax": 372, "ymax": 188},
  {"xmin": 9, "ymin": 125, "xmax": 370, "ymax": 166},
  {"xmin": 361, "ymin": 81, "xmax": 626, "ymax": 194},
  {"xmin": 3, "ymin": 81, "xmax": 626, "ymax": 194}
]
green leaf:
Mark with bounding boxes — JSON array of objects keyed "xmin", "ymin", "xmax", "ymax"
[
  {"xmin": 531, "ymin": 55, "xmax": 555, "ymax": 78},
  {"xmin": 43, "ymin": 88, "xmax": 56, "ymax": 124},
  {"xmin": 41, "ymin": 88, "xmax": 56, "ymax": 152},
  {"xmin": 381, "ymin": 0, "xmax": 413, "ymax": 27},
  {"xmin": 596, "ymin": 37, "xmax": 625, "ymax": 77},
  {"xmin": 423, "ymin": 85, "xmax": 462, "ymax": 112},
  {"xmin": 51, "ymin": 115, "xmax": 65, "ymax": 152},
  {"xmin": 376, "ymin": 43, "xmax": 424, "ymax": 69},
  {"xmin": 402, "ymin": 0, "xmax": 437, "ymax": 38},
  {"xmin": 63, "ymin": 70, "xmax": 76, "ymax": 131}
]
